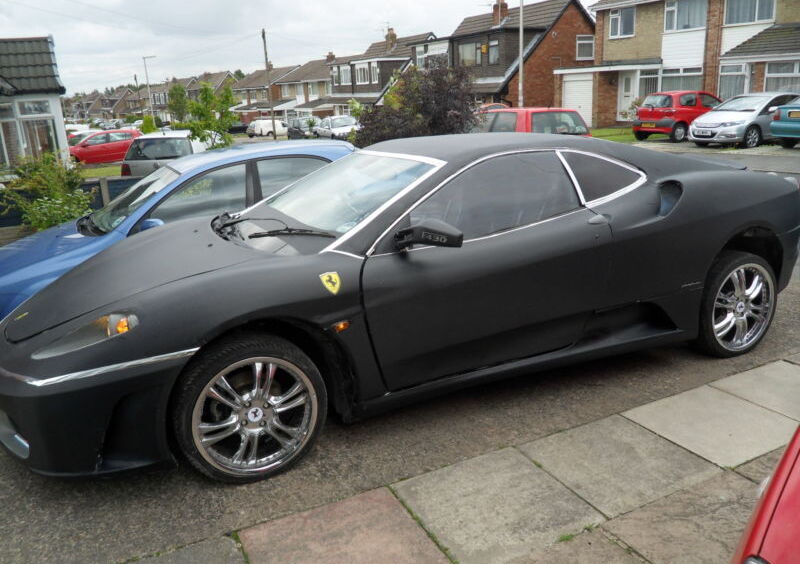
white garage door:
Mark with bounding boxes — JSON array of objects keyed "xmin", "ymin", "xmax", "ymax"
[{"xmin": 563, "ymin": 73, "xmax": 593, "ymax": 126}]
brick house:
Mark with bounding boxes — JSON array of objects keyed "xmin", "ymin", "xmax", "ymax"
[
  {"xmin": 148, "ymin": 77, "xmax": 196, "ymax": 122},
  {"xmin": 555, "ymin": 0, "xmax": 798, "ymax": 127},
  {"xmin": 278, "ymin": 56, "xmax": 336, "ymax": 118},
  {"xmin": 95, "ymin": 86, "xmax": 134, "ymax": 119},
  {"xmin": 409, "ymin": 0, "xmax": 595, "ymax": 112},
  {"xmin": 188, "ymin": 70, "xmax": 235, "ymax": 100},
  {"xmin": 232, "ymin": 65, "xmax": 299, "ymax": 123}
]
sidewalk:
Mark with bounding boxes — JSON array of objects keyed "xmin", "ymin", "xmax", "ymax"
[{"xmin": 142, "ymin": 356, "xmax": 800, "ymax": 564}]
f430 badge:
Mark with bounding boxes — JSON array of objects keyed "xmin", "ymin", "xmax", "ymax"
[{"xmin": 319, "ymin": 272, "xmax": 341, "ymax": 295}]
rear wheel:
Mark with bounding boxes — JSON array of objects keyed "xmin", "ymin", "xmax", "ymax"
[
  {"xmin": 694, "ymin": 251, "xmax": 776, "ymax": 357},
  {"xmin": 778, "ymin": 137, "xmax": 798, "ymax": 149},
  {"xmin": 740, "ymin": 125, "xmax": 762, "ymax": 148},
  {"xmin": 634, "ymin": 131, "xmax": 650, "ymax": 141},
  {"xmin": 669, "ymin": 122, "xmax": 687, "ymax": 143},
  {"xmin": 266, "ymin": 131, "xmax": 275, "ymax": 139}
]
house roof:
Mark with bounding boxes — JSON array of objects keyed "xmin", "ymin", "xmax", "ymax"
[
  {"xmin": 352, "ymin": 32, "xmax": 435, "ymax": 61},
  {"xmin": 277, "ymin": 58, "xmax": 331, "ymax": 84},
  {"xmin": 190, "ymin": 70, "xmax": 233, "ymax": 89},
  {"xmin": 233, "ymin": 66, "xmax": 298, "ymax": 90},
  {"xmin": 722, "ymin": 23, "xmax": 800, "ymax": 58},
  {"xmin": 451, "ymin": 0, "xmax": 571, "ymax": 36},
  {"xmin": 587, "ymin": 0, "xmax": 658, "ymax": 11},
  {"xmin": 0, "ymin": 36, "xmax": 65, "ymax": 95}
]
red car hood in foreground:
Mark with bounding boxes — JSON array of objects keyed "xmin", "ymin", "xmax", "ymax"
[{"xmin": 732, "ymin": 427, "xmax": 800, "ymax": 564}]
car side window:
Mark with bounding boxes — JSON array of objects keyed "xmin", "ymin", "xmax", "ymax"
[
  {"xmin": 149, "ymin": 163, "xmax": 248, "ymax": 224},
  {"xmin": 532, "ymin": 111, "xmax": 588, "ymax": 134},
  {"xmin": 409, "ymin": 151, "xmax": 579, "ymax": 241},
  {"xmin": 679, "ymin": 93, "xmax": 697, "ymax": 106},
  {"xmin": 701, "ymin": 94, "xmax": 719, "ymax": 108},
  {"xmin": 108, "ymin": 132, "xmax": 131, "ymax": 142},
  {"xmin": 489, "ymin": 112, "xmax": 518, "ymax": 132},
  {"xmin": 561, "ymin": 151, "xmax": 642, "ymax": 202},
  {"xmin": 86, "ymin": 133, "xmax": 109, "ymax": 145},
  {"xmin": 256, "ymin": 157, "xmax": 328, "ymax": 197}
]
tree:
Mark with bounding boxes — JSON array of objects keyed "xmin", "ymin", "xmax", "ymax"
[
  {"xmin": 352, "ymin": 60, "xmax": 478, "ymax": 147},
  {"xmin": 233, "ymin": 69, "xmax": 245, "ymax": 80},
  {"xmin": 140, "ymin": 115, "xmax": 157, "ymax": 134},
  {"xmin": 168, "ymin": 83, "xmax": 188, "ymax": 122},
  {"xmin": 186, "ymin": 82, "xmax": 237, "ymax": 149}
]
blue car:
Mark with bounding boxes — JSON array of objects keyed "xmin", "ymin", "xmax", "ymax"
[
  {"xmin": 770, "ymin": 95, "xmax": 800, "ymax": 149},
  {"xmin": 0, "ymin": 140, "xmax": 355, "ymax": 319}
]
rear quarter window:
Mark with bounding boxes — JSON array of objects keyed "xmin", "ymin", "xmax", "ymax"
[
  {"xmin": 489, "ymin": 112, "xmax": 518, "ymax": 132},
  {"xmin": 561, "ymin": 152, "xmax": 643, "ymax": 202}
]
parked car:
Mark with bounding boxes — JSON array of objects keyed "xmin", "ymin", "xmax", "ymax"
[
  {"xmin": 632, "ymin": 91, "xmax": 721, "ymax": 143},
  {"xmin": 121, "ymin": 131, "xmax": 209, "ymax": 176},
  {"xmin": 0, "ymin": 140, "xmax": 355, "ymax": 320},
  {"xmin": 246, "ymin": 119, "xmax": 288, "ymax": 138},
  {"xmin": 1, "ymin": 133, "xmax": 797, "ymax": 483},
  {"xmin": 131, "ymin": 119, "xmax": 144, "ymax": 129},
  {"xmin": 228, "ymin": 121, "xmax": 248, "ymax": 135},
  {"xmin": 689, "ymin": 92, "xmax": 800, "ymax": 148},
  {"xmin": 476, "ymin": 108, "xmax": 590, "ymax": 135},
  {"xmin": 769, "ymin": 96, "xmax": 800, "ymax": 149},
  {"xmin": 731, "ymin": 427, "xmax": 800, "ymax": 564},
  {"xmin": 479, "ymin": 102, "xmax": 509, "ymax": 111},
  {"xmin": 316, "ymin": 115, "xmax": 360, "ymax": 139},
  {"xmin": 67, "ymin": 129, "xmax": 102, "ymax": 146},
  {"xmin": 69, "ymin": 129, "xmax": 142, "ymax": 164},
  {"xmin": 288, "ymin": 117, "xmax": 319, "ymax": 139}
]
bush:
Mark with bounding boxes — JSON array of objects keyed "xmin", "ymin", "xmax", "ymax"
[
  {"xmin": 141, "ymin": 115, "xmax": 157, "ymax": 133},
  {"xmin": 124, "ymin": 115, "xmax": 137, "ymax": 123},
  {"xmin": 0, "ymin": 153, "xmax": 93, "ymax": 231}
]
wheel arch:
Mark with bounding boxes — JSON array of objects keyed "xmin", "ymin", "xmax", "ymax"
[{"xmin": 719, "ymin": 225, "xmax": 783, "ymax": 281}]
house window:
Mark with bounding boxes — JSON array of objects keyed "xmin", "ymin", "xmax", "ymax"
[
  {"xmin": 576, "ymin": 36, "xmax": 594, "ymax": 60},
  {"xmin": 719, "ymin": 64, "xmax": 748, "ymax": 99},
  {"xmin": 609, "ymin": 7, "xmax": 635, "ymax": 38},
  {"xmin": 340, "ymin": 66, "xmax": 352, "ymax": 85},
  {"xmin": 280, "ymin": 84, "xmax": 293, "ymax": 98},
  {"xmin": 371, "ymin": 62, "xmax": 379, "ymax": 83},
  {"xmin": 355, "ymin": 64, "xmax": 370, "ymax": 85},
  {"xmin": 458, "ymin": 42, "xmax": 481, "ymax": 66},
  {"xmin": 308, "ymin": 82, "xmax": 318, "ymax": 97},
  {"xmin": 765, "ymin": 61, "xmax": 800, "ymax": 92},
  {"xmin": 488, "ymin": 40, "xmax": 500, "ymax": 65},
  {"xmin": 326, "ymin": 81, "xmax": 332, "ymax": 95},
  {"xmin": 21, "ymin": 119, "xmax": 58, "ymax": 159},
  {"xmin": 416, "ymin": 45, "xmax": 428, "ymax": 67},
  {"xmin": 639, "ymin": 69, "xmax": 660, "ymax": 96},
  {"xmin": 664, "ymin": 0, "xmax": 707, "ymax": 31},
  {"xmin": 331, "ymin": 67, "xmax": 339, "ymax": 86},
  {"xmin": 17, "ymin": 100, "xmax": 50, "ymax": 115},
  {"xmin": 661, "ymin": 67, "xmax": 703, "ymax": 90},
  {"xmin": 724, "ymin": 0, "xmax": 774, "ymax": 24}
]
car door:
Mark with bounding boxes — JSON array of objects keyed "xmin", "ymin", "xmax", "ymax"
[
  {"xmin": 361, "ymin": 150, "xmax": 613, "ymax": 391},
  {"xmin": 254, "ymin": 156, "xmax": 330, "ymax": 199},
  {"xmin": 678, "ymin": 92, "xmax": 699, "ymax": 124},
  {"xmin": 106, "ymin": 132, "xmax": 133, "ymax": 161},
  {"xmin": 82, "ymin": 133, "xmax": 110, "ymax": 163},
  {"xmin": 762, "ymin": 94, "xmax": 798, "ymax": 139}
]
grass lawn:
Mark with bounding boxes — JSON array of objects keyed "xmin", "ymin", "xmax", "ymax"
[
  {"xmin": 80, "ymin": 165, "xmax": 121, "ymax": 178},
  {"xmin": 590, "ymin": 127, "xmax": 637, "ymax": 143}
]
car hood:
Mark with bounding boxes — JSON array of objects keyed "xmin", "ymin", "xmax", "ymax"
[
  {"xmin": 3, "ymin": 217, "xmax": 262, "ymax": 343},
  {"xmin": 331, "ymin": 125, "xmax": 359, "ymax": 134},
  {"xmin": 694, "ymin": 111, "xmax": 752, "ymax": 125}
]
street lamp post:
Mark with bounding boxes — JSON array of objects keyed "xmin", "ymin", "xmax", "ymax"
[{"xmin": 142, "ymin": 55, "xmax": 156, "ymax": 118}]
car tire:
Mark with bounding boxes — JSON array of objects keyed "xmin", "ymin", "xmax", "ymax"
[
  {"xmin": 669, "ymin": 122, "xmax": 688, "ymax": 143},
  {"xmin": 778, "ymin": 137, "xmax": 798, "ymax": 149},
  {"xmin": 694, "ymin": 251, "xmax": 776, "ymax": 358},
  {"xmin": 172, "ymin": 333, "xmax": 327, "ymax": 484},
  {"xmin": 247, "ymin": 133, "xmax": 254, "ymax": 138},
  {"xmin": 266, "ymin": 131, "xmax": 275, "ymax": 139},
  {"xmin": 694, "ymin": 141, "xmax": 710, "ymax": 147},
  {"xmin": 633, "ymin": 131, "xmax": 650, "ymax": 141},
  {"xmin": 740, "ymin": 125, "xmax": 762, "ymax": 149}
]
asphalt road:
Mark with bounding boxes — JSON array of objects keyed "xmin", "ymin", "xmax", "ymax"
[{"xmin": 1, "ymin": 156, "xmax": 799, "ymax": 563}]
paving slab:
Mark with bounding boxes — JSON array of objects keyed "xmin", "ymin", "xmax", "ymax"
[
  {"xmin": 237, "ymin": 488, "xmax": 447, "ymax": 564},
  {"xmin": 393, "ymin": 448, "xmax": 604, "ymax": 564},
  {"xmin": 518, "ymin": 415, "xmax": 721, "ymax": 517},
  {"xmin": 520, "ymin": 529, "xmax": 644, "ymax": 564},
  {"xmin": 711, "ymin": 360, "xmax": 800, "ymax": 421},
  {"xmin": 140, "ymin": 537, "xmax": 244, "ymax": 564},
  {"xmin": 736, "ymin": 446, "xmax": 786, "ymax": 483},
  {"xmin": 785, "ymin": 353, "xmax": 800, "ymax": 366},
  {"xmin": 623, "ymin": 385, "xmax": 797, "ymax": 467},
  {"xmin": 604, "ymin": 472, "xmax": 758, "ymax": 564}
]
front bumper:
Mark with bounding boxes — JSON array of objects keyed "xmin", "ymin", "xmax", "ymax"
[
  {"xmin": 0, "ymin": 350, "xmax": 195, "ymax": 476},
  {"xmin": 688, "ymin": 124, "xmax": 746, "ymax": 143}
]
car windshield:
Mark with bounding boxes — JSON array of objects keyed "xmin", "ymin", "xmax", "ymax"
[
  {"xmin": 641, "ymin": 95, "xmax": 672, "ymax": 108},
  {"xmin": 331, "ymin": 116, "xmax": 356, "ymax": 128},
  {"xmin": 253, "ymin": 153, "xmax": 435, "ymax": 234},
  {"xmin": 90, "ymin": 166, "xmax": 180, "ymax": 232},
  {"xmin": 712, "ymin": 96, "xmax": 770, "ymax": 112},
  {"xmin": 125, "ymin": 138, "xmax": 192, "ymax": 160}
]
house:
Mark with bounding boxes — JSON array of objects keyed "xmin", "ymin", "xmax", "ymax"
[
  {"xmin": 148, "ymin": 76, "xmax": 196, "ymax": 122},
  {"xmin": 70, "ymin": 91, "xmax": 100, "ymax": 119},
  {"xmin": 328, "ymin": 29, "xmax": 435, "ymax": 115},
  {"xmin": 409, "ymin": 0, "xmax": 595, "ymax": 111},
  {"xmin": 555, "ymin": 0, "xmax": 798, "ymax": 127},
  {"xmin": 188, "ymin": 70, "xmax": 235, "ymax": 99},
  {"xmin": 96, "ymin": 86, "xmax": 134, "ymax": 119},
  {"xmin": 232, "ymin": 65, "xmax": 298, "ymax": 123},
  {"xmin": 0, "ymin": 36, "xmax": 69, "ymax": 168},
  {"xmin": 277, "ymin": 55, "xmax": 336, "ymax": 118}
]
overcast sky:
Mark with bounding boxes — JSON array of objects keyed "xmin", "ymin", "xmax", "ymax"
[{"xmin": 1, "ymin": 0, "xmax": 594, "ymax": 96}]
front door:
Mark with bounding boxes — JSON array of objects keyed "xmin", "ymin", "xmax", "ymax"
[
  {"xmin": 361, "ymin": 150, "xmax": 613, "ymax": 391},
  {"xmin": 617, "ymin": 71, "xmax": 636, "ymax": 121}
]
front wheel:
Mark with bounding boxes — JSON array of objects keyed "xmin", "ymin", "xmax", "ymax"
[
  {"xmin": 634, "ymin": 131, "xmax": 650, "ymax": 141},
  {"xmin": 778, "ymin": 137, "xmax": 798, "ymax": 149},
  {"xmin": 173, "ymin": 334, "xmax": 327, "ymax": 483},
  {"xmin": 669, "ymin": 122, "xmax": 687, "ymax": 143},
  {"xmin": 694, "ymin": 141, "xmax": 709, "ymax": 148},
  {"xmin": 740, "ymin": 125, "xmax": 762, "ymax": 148},
  {"xmin": 694, "ymin": 251, "xmax": 776, "ymax": 358}
]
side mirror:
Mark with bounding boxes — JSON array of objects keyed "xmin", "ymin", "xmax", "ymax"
[
  {"xmin": 394, "ymin": 218, "xmax": 463, "ymax": 251},
  {"xmin": 139, "ymin": 218, "xmax": 165, "ymax": 232}
]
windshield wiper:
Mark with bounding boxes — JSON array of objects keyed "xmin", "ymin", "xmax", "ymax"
[{"xmin": 249, "ymin": 226, "xmax": 335, "ymax": 239}]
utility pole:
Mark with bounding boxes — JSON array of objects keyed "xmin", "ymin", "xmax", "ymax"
[
  {"xmin": 142, "ymin": 55, "xmax": 156, "ymax": 118},
  {"xmin": 134, "ymin": 74, "xmax": 141, "ymax": 116},
  {"xmin": 518, "ymin": 0, "xmax": 524, "ymax": 107},
  {"xmin": 262, "ymin": 28, "xmax": 278, "ymax": 140}
]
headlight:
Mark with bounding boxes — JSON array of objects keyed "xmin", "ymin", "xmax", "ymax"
[
  {"xmin": 743, "ymin": 557, "xmax": 770, "ymax": 564},
  {"xmin": 720, "ymin": 120, "xmax": 745, "ymax": 127},
  {"xmin": 32, "ymin": 313, "xmax": 139, "ymax": 360}
]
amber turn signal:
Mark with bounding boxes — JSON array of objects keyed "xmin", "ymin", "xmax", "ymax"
[{"xmin": 331, "ymin": 320, "xmax": 350, "ymax": 333}]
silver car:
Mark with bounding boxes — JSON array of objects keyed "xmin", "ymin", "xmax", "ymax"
[
  {"xmin": 122, "ymin": 130, "xmax": 208, "ymax": 176},
  {"xmin": 689, "ymin": 92, "xmax": 800, "ymax": 148}
]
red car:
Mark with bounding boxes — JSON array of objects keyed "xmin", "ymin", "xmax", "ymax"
[
  {"xmin": 633, "ymin": 90, "xmax": 721, "ymax": 143},
  {"xmin": 477, "ymin": 107, "xmax": 591, "ymax": 136},
  {"xmin": 69, "ymin": 129, "xmax": 141, "ymax": 164},
  {"xmin": 731, "ymin": 427, "xmax": 800, "ymax": 564}
]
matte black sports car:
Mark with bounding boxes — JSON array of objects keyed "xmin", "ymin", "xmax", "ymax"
[{"xmin": 1, "ymin": 133, "xmax": 798, "ymax": 483}]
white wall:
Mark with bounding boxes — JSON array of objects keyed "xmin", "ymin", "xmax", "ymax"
[
  {"xmin": 662, "ymin": 29, "xmax": 706, "ymax": 67},
  {"xmin": 721, "ymin": 23, "xmax": 772, "ymax": 54}
]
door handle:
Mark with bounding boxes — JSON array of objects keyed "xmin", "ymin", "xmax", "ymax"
[{"xmin": 588, "ymin": 214, "xmax": 609, "ymax": 225}]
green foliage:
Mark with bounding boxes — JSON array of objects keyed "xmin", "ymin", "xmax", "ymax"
[
  {"xmin": 185, "ymin": 82, "xmax": 237, "ymax": 149},
  {"xmin": 154, "ymin": 116, "xmax": 165, "ymax": 128},
  {"xmin": 233, "ymin": 69, "xmax": 245, "ymax": 80},
  {"xmin": 0, "ymin": 153, "xmax": 93, "ymax": 231},
  {"xmin": 141, "ymin": 115, "xmax": 157, "ymax": 133},
  {"xmin": 167, "ymin": 83, "xmax": 189, "ymax": 122},
  {"xmin": 352, "ymin": 60, "xmax": 478, "ymax": 147},
  {"xmin": 124, "ymin": 115, "xmax": 137, "ymax": 123}
]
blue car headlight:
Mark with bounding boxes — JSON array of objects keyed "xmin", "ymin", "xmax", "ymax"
[{"xmin": 32, "ymin": 313, "xmax": 139, "ymax": 360}]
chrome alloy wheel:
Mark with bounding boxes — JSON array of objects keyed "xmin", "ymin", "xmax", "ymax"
[
  {"xmin": 712, "ymin": 263, "xmax": 774, "ymax": 352},
  {"xmin": 744, "ymin": 127, "xmax": 760, "ymax": 148},
  {"xmin": 191, "ymin": 357, "xmax": 318, "ymax": 476}
]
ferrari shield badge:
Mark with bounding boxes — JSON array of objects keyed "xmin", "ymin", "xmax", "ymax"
[{"xmin": 319, "ymin": 272, "xmax": 341, "ymax": 295}]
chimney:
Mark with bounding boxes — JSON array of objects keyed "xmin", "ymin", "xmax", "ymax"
[
  {"xmin": 385, "ymin": 27, "xmax": 398, "ymax": 50},
  {"xmin": 326, "ymin": 51, "xmax": 336, "ymax": 63},
  {"xmin": 493, "ymin": 0, "xmax": 509, "ymax": 25}
]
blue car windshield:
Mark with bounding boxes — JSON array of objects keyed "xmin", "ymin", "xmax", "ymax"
[{"xmin": 91, "ymin": 166, "xmax": 180, "ymax": 232}]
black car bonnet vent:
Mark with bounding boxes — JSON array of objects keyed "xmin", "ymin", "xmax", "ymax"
[{"xmin": 658, "ymin": 181, "xmax": 683, "ymax": 217}]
